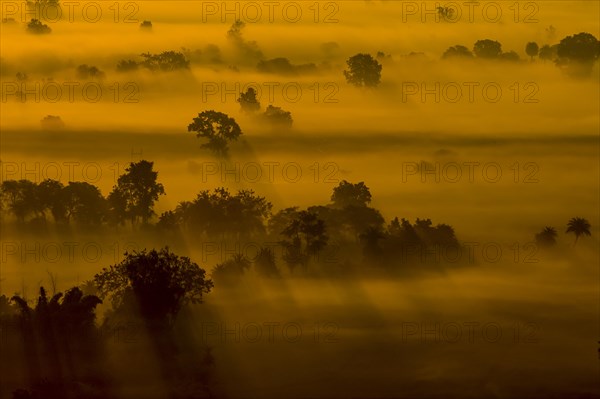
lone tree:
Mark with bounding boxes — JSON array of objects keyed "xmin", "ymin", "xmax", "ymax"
[
  {"xmin": 188, "ymin": 110, "xmax": 242, "ymax": 156},
  {"xmin": 566, "ymin": 217, "xmax": 591, "ymax": 246},
  {"xmin": 344, "ymin": 53, "xmax": 382, "ymax": 87},
  {"xmin": 535, "ymin": 226, "xmax": 557, "ymax": 247},
  {"xmin": 94, "ymin": 248, "xmax": 213, "ymax": 328},
  {"xmin": 108, "ymin": 160, "xmax": 165, "ymax": 226},
  {"xmin": 473, "ymin": 39, "xmax": 502, "ymax": 59},
  {"xmin": 526, "ymin": 42, "xmax": 539, "ymax": 61},
  {"xmin": 238, "ymin": 87, "xmax": 261, "ymax": 113}
]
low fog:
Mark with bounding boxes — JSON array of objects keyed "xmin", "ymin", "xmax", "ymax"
[{"xmin": 1, "ymin": 1, "xmax": 599, "ymax": 398}]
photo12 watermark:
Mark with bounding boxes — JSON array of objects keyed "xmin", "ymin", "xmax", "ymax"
[{"xmin": 200, "ymin": 1, "xmax": 340, "ymax": 23}]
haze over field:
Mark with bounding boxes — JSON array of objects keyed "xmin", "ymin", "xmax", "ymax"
[{"xmin": 0, "ymin": 1, "xmax": 599, "ymax": 398}]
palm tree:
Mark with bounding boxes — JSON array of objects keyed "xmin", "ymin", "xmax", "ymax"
[
  {"xmin": 566, "ymin": 217, "xmax": 591, "ymax": 246},
  {"xmin": 535, "ymin": 226, "xmax": 558, "ymax": 247}
]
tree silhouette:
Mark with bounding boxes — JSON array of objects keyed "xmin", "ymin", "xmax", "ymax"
[
  {"xmin": 94, "ymin": 248, "xmax": 213, "ymax": 328},
  {"xmin": 211, "ymin": 254, "xmax": 251, "ymax": 284},
  {"xmin": 170, "ymin": 188, "xmax": 271, "ymax": 238},
  {"xmin": 557, "ymin": 32, "xmax": 600, "ymax": 64},
  {"xmin": 40, "ymin": 115, "xmax": 65, "ymax": 129},
  {"xmin": 62, "ymin": 182, "xmax": 106, "ymax": 227},
  {"xmin": 535, "ymin": 226, "xmax": 557, "ymax": 247},
  {"xmin": 227, "ymin": 20, "xmax": 264, "ymax": 61},
  {"xmin": 262, "ymin": 105, "xmax": 293, "ymax": 129},
  {"xmin": 566, "ymin": 217, "xmax": 591, "ymax": 246},
  {"xmin": 539, "ymin": 44, "xmax": 558, "ymax": 62},
  {"xmin": 555, "ymin": 32, "xmax": 600, "ymax": 76},
  {"xmin": 526, "ymin": 42, "xmax": 539, "ymax": 61},
  {"xmin": 76, "ymin": 65, "xmax": 105, "ymax": 80},
  {"xmin": 10, "ymin": 286, "xmax": 104, "ymax": 398},
  {"xmin": 254, "ymin": 247, "xmax": 280, "ymax": 277},
  {"xmin": 344, "ymin": 53, "xmax": 382, "ymax": 87},
  {"xmin": 0, "ymin": 180, "xmax": 40, "ymax": 222},
  {"xmin": 37, "ymin": 179, "xmax": 67, "ymax": 223},
  {"xmin": 359, "ymin": 226, "xmax": 386, "ymax": 262},
  {"xmin": 442, "ymin": 45, "xmax": 474, "ymax": 59},
  {"xmin": 116, "ymin": 59, "xmax": 139, "ymax": 72},
  {"xmin": 237, "ymin": 87, "xmax": 261, "ymax": 113},
  {"xmin": 437, "ymin": 6, "xmax": 455, "ymax": 21},
  {"xmin": 108, "ymin": 160, "xmax": 165, "ymax": 226},
  {"xmin": 281, "ymin": 210, "xmax": 328, "ymax": 273},
  {"xmin": 188, "ymin": 110, "xmax": 242, "ymax": 156},
  {"xmin": 140, "ymin": 51, "xmax": 190, "ymax": 71},
  {"xmin": 26, "ymin": 19, "xmax": 51, "ymax": 34},
  {"xmin": 331, "ymin": 180, "xmax": 372, "ymax": 208},
  {"xmin": 500, "ymin": 51, "xmax": 521, "ymax": 62},
  {"xmin": 473, "ymin": 39, "xmax": 502, "ymax": 59}
]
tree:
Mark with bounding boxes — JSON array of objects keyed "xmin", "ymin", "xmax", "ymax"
[
  {"xmin": 140, "ymin": 51, "xmax": 190, "ymax": 71},
  {"xmin": 10, "ymin": 286, "xmax": 103, "ymax": 395},
  {"xmin": 211, "ymin": 254, "xmax": 250, "ymax": 284},
  {"xmin": 109, "ymin": 160, "xmax": 165, "ymax": 226},
  {"xmin": 227, "ymin": 20, "xmax": 263, "ymax": 61},
  {"xmin": 0, "ymin": 180, "xmax": 40, "ymax": 222},
  {"xmin": 539, "ymin": 44, "xmax": 558, "ymax": 62},
  {"xmin": 500, "ymin": 51, "xmax": 521, "ymax": 62},
  {"xmin": 94, "ymin": 248, "xmax": 213, "ymax": 327},
  {"xmin": 237, "ymin": 87, "xmax": 260, "ymax": 113},
  {"xmin": 40, "ymin": 115, "xmax": 65, "ymax": 129},
  {"xmin": 359, "ymin": 226, "xmax": 386, "ymax": 262},
  {"xmin": 188, "ymin": 110, "xmax": 242, "ymax": 156},
  {"xmin": 556, "ymin": 32, "xmax": 600, "ymax": 64},
  {"xmin": 442, "ymin": 45, "xmax": 474, "ymax": 59},
  {"xmin": 343, "ymin": 53, "xmax": 382, "ymax": 87},
  {"xmin": 172, "ymin": 188, "xmax": 271, "ymax": 238},
  {"xmin": 37, "ymin": 179, "xmax": 67, "ymax": 223},
  {"xmin": 535, "ymin": 227, "xmax": 557, "ymax": 247},
  {"xmin": 254, "ymin": 247, "xmax": 279, "ymax": 277},
  {"xmin": 473, "ymin": 39, "xmax": 502, "ymax": 59},
  {"xmin": 62, "ymin": 182, "xmax": 106, "ymax": 226},
  {"xmin": 76, "ymin": 64, "xmax": 105, "ymax": 80},
  {"xmin": 566, "ymin": 217, "xmax": 591, "ymax": 246},
  {"xmin": 281, "ymin": 210, "xmax": 328, "ymax": 272},
  {"xmin": 525, "ymin": 42, "xmax": 539, "ymax": 61},
  {"xmin": 26, "ymin": 19, "xmax": 51, "ymax": 34},
  {"xmin": 116, "ymin": 59, "xmax": 139, "ymax": 72},
  {"xmin": 262, "ymin": 105, "xmax": 293, "ymax": 129},
  {"xmin": 437, "ymin": 6, "xmax": 455, "ymax": 21},
  {"xmin": 331, "ymin": 180, "xmax": 372, "ymax": 208}
]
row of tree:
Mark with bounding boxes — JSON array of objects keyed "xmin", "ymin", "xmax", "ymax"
[{"xmin": 0, "ymin": 160, "xmax": 164, "ymax": 227}]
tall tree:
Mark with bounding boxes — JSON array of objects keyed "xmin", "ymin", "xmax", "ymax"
[{"xmin": 109, "ymin": 160, "xmax": 165, "ymax": 226}]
